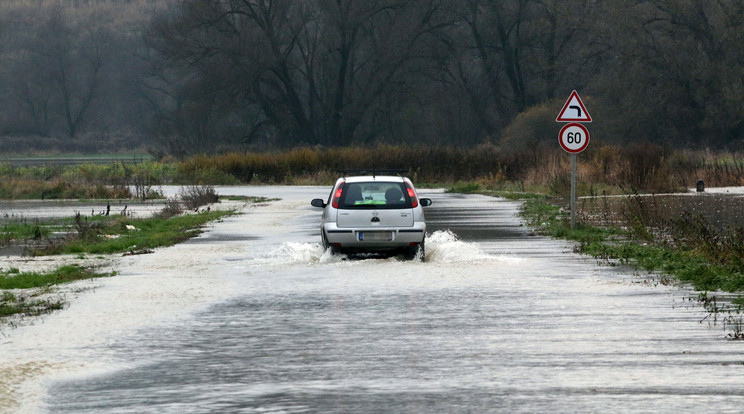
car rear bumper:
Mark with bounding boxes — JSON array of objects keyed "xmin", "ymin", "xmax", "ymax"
[{"xmin": 323, "ymin": 222, "xmax": 426, "ymax": 249}]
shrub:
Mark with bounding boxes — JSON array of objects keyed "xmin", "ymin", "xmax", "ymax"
[
  {"xmin": 179, "ymin": 185, "xmax": 219, "ymax": 210},
  {"xmin": 158, "ymin": 197, "xmax": 184, "ymax": 219}
]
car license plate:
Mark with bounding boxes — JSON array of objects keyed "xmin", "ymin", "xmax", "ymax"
[{"xmin": 358, "ymin": 231, "xmax": 393, "ymax": 241}]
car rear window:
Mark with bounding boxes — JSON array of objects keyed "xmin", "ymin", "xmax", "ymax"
[{"xmin": 339, "ymin": 182, "xmax": 412, "ymax": 209}]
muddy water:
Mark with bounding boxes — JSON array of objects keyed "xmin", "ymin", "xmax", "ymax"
[{"xmin": 2, "ymin": 187, "xmax": 744, "ymax": 413}]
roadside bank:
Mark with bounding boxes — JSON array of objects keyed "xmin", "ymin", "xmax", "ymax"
[{"xmin": 516, "ymin": 189, "xmax": 744, "ymax": 318}]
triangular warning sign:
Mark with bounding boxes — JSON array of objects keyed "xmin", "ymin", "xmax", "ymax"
[{"xmin": 556, "ymin": 90, "xmax": 592, "ymax": 122}]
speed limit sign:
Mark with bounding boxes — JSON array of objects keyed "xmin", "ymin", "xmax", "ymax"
[{"xmin": 559, "ymin": 123, "xmax": 589, "ymax": 153}]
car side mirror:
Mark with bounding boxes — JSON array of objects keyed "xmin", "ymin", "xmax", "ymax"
[
  {"xmin": 420, "ymin": 198, "xmax": 432, "ymax": 207},
  {"xmin": 311, "ymin": 199, "xmax": 326, "ymax": 208}
]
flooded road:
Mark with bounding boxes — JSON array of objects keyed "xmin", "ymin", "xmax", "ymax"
[{"xmin": 3, "ymin": 186, "xmax": 744, "ymax": 413}]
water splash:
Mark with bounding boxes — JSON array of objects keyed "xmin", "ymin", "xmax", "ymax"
[
  {"xmin": 424, "ymin": 230, "xmax": 495, "ymax": 263},
  {"xmin": 242, "ymin": 242, "xmax": 328, "ymax": 267},
  {"xmin": 249, "ymin": 230, "xmax": 501, "ymax": 266}
]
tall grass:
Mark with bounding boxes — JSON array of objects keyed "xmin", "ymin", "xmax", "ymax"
[
  {"xmin": 175, "ymin": 144, "xmax": 543, "ymax": 185},
  {"xmin": 172, "ymin": 144, "xmax": 744, "ymax": 193},
  {"xmin": 2, "ymin": 144, "xmax": 744, "ymax": 198}
]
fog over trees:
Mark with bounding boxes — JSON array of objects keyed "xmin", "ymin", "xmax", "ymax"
[{"xmin": 0, "ymin": 0, "xmax": 742, "ymax": 156}]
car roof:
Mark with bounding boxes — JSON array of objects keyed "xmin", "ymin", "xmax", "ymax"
[{"xmin": 343, "ymin": 175, "xmax": 406, "ymax": 183}]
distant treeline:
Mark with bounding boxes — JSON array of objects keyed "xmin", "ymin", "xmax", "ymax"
[{"xmin": 1, "ymin": 1, "xmax": 743, "ymax": 155}]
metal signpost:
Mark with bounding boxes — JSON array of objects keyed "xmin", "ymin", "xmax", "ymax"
[{"xmin": 556, "ymin": 91, "xmax": 592, "ymax": 229}]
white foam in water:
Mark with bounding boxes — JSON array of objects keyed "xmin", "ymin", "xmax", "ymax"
[
  {"xmin": 424, "ymin": 230, "xmax": 496, "ymax": 263},
  {"xmin": 274, "ymin": 242, "xmax": 326, "ymax": 264},
  {"xmin": 242, "ymin": 242, "xmax": 329, "ymax": 266}
]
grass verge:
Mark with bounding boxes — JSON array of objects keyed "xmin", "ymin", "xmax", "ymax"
[
  {"xmin": 0, "ymin": 265, "xmax": 113, "ymax": 321},
  {"xmin": 0, "ymin": 265, "xmax": 112, "ymax": 289},
  {"xmin": 519, "ymin": 198, "xmax": 744, "ymax": 294},
  {"xmin": 36, "ymin": 209, "xmax": 236, "ymax": 256}
]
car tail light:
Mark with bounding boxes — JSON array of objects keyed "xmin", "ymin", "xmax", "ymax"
[
  {"xmin": 405, "ymin": 183, "xmax": 418, "ymax": 208},
  {"xmin": 332, "ymin": 183, "xmax": 344, "ymax": 208}
]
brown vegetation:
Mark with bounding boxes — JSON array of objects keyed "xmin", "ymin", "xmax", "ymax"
[
  {"xmin": 173, "ymin": 144, "xmax": 744, "ymax": 195},
  {"xmin": 1, "ymin": 145, "xmax": 743, "ymax": 199}
]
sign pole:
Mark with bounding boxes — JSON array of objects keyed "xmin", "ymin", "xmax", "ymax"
[
  {"xmin": 556, "ymin": 90, "xmax": 592, "ymax": 231},
  {"xmin": 570, "ymin": 153, "xmax": 576, "ymax": 229}
]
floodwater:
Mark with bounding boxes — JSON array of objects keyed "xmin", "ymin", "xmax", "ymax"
[
  {"xmin": 0, "ymin": 199, "xmax": 164, "ymax": 220},
  {"xmin": 577, "ymin": 188, "xmax": 744, "ymax": 230},
  {"xmin": 2, "ymin": 186, "xmax": 744, "ymax": 413}
]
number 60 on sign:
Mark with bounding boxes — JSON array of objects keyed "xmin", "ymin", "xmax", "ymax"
[{"xmin": 558, "ymin": 123, "xmax": 590, "ymax": 154}]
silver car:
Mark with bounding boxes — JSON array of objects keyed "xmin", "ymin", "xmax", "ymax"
[{"xmin": 311, "ymin": 174, "xmax": 432, "ymax": 259}]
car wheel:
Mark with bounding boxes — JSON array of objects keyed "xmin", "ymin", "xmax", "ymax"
[
  {"xmin": 407, "ymin": 238, "xmax": 425, "ymax": 261},
  {"xmin": 322, "ymin": 231, "xmax": 340, "ymax": 254}
]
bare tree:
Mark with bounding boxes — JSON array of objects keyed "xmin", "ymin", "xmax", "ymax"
[
  {"xmin": 2, "ymin": 0, "xmax": 744, "ymax": 153},
  {"xmin": 590, "ymin": 0, "xmax": 744, "ymax": 147},
  {"xmin": 6, "ymin": 7, "xmax": 106, "ymax": 138},
  {"xmin": 146, "ymin": 0, "xmax": 453, "ymax": 150},
  {"xmin": 0, "ymin": 0, "xmax": 164, "ymax": 147}
]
